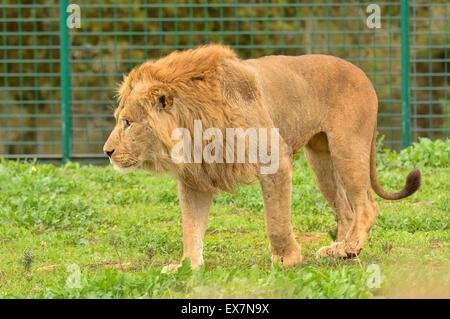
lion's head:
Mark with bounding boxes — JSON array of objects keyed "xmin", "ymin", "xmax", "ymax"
[
  {"xmin": 103, "ymin": 75, "xmax": 178, "ymax": 173},
  {"xmin": 103, "ymin": 44, "xmax": 259, "ymax": 192}
]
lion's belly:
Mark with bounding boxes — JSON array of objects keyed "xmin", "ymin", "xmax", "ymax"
[{"xmin": 244, "ymin": 55, "xmax": 377, "ymax": 154}]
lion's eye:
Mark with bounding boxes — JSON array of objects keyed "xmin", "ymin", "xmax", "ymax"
[{"xmin": 123, "ymin": 119, "xmax": 131, "ymax": 129}]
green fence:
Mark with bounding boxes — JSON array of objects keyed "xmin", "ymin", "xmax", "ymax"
[{"xmin": 0, "ymin": 0, "xmax": 448, "ymax": 162}]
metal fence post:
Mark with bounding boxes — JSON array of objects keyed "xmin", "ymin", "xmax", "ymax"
[
  {"xmin": 400, "ymin": 0, "xmax": 411, "ymax": 148},
  {"xmin": 59, "ymin": 0, "xmax": 72, "ymax": 163}
]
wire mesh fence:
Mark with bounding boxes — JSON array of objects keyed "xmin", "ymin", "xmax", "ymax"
[
  {"xmin": 0, "ymin": 0, "xmax": 448, "ymax": 162},
  {"xmin": 0, "ymin": 2, "xmax": 61, "ymax": 158},
  {"xmin": 410, "ymin": 2, "xmax": 449, "ymax": 141}
]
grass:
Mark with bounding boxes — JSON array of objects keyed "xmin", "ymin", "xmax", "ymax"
[{"xmin": 0, "ymin": 138, "xmax": 448, "ymax": 298}]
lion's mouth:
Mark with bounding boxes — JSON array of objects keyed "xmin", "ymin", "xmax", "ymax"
[{"xmin": 110, "ymin": 159, "xmax": 140, "ymax": 172}]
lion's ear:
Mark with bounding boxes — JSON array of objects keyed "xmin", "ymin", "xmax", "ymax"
[{"xmin": 156, "ymin": 93, "xmax": 173, "ymax": 111}]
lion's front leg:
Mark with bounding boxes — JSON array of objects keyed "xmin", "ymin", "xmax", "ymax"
[
  {"xmin": 176, "ymin": 181, "xmax": 212, "ymax": 269},
  {"xmin": 259, "ymin": 157, "xmax": 302, "ymax": 268}
]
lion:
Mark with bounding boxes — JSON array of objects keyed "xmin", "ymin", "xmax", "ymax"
[{"xmin": 103, "ymin": 44, "xmax": 420, "ymax": 268}]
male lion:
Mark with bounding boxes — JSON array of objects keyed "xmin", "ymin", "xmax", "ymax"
[{"xmin": 103, "ymin": 44, "xmax": 420, "ymax": 268}]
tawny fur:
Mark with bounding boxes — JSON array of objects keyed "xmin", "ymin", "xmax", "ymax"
[{"xmin": 104, "ymin": 44, "xmax": 420, "ymax": 267}]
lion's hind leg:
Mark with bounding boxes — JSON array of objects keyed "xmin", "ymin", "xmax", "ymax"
[
  {"xmin": 304, "ymin": 133, "xmax": 354, "ymax": 242},
  {"xmin": 317, "ymin": 136, "xmax": 379, "ymax": 258}
]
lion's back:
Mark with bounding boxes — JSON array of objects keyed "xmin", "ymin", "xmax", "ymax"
[
  {"xmin": 245, "ymin": 54, "xmax": 373, "ymax": 101},
  {"xmin": 243, "ymin": 54, "xmax": 377, "ymax": 151}
]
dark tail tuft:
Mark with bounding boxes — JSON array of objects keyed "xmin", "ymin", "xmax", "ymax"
[
  {"xmin": 403, "ymin": 169, "xmax": 421, "ymax": 198},
  {"xmin": 370, "ymin": 126, "xmax": 421, "ymax": 200}
]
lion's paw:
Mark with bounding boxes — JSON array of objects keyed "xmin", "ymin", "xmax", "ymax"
[
  {"xmin": 317, "ymin": 241, "xmax": 361, "ymax": 259},
  {"xmin": 272, "ymin": 249, "xmax": 303, "ymax": 268}
]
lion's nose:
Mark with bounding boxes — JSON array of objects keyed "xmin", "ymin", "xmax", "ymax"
[{"xmin": 104, "ymin": 149, "xmax": 115, "ymax": 157}]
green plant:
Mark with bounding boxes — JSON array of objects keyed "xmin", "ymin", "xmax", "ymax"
[{"xmin": 382, "ymin": 138, "xmax": 450, "ymax": 169}]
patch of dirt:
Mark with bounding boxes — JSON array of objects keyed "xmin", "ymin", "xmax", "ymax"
[
  {"xmin": 208, "ymin": 228, "xmax": 251, "ymax": 236},
  {"xmin": 431, "ymin": 240, "xmax": 444, "ymax": 248},
  {"xmin": 295, "ymin": 233, "xmax": 323, "ymax": 243},
  {"xmin": 35, "ymin": 264, "xmax": 60, "ymax": 272},
  {"xmin": 411, "ymin": 200, "xmax": 431, "ymax": 207},
  {"xmin": 88, "ymin": 261, "xmax": 145, "ymax": 270},
  {"xmin": 35, "ymin": 260, "xmax": 149, "ymax": 272}
]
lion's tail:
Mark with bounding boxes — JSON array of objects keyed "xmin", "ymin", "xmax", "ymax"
[{"xmin": 370, "ymin": 128, "xmax": 421, "ymax": 200}]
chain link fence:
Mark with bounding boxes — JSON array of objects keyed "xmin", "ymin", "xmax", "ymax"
[{"xmin": 0, "ymin": 0, "xmax": 448, "ymax": 162}]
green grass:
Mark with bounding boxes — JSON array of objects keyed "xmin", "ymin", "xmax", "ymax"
[{"xmin": 0, "ymin": 139, "xmax": 449, "ymax": 298}]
